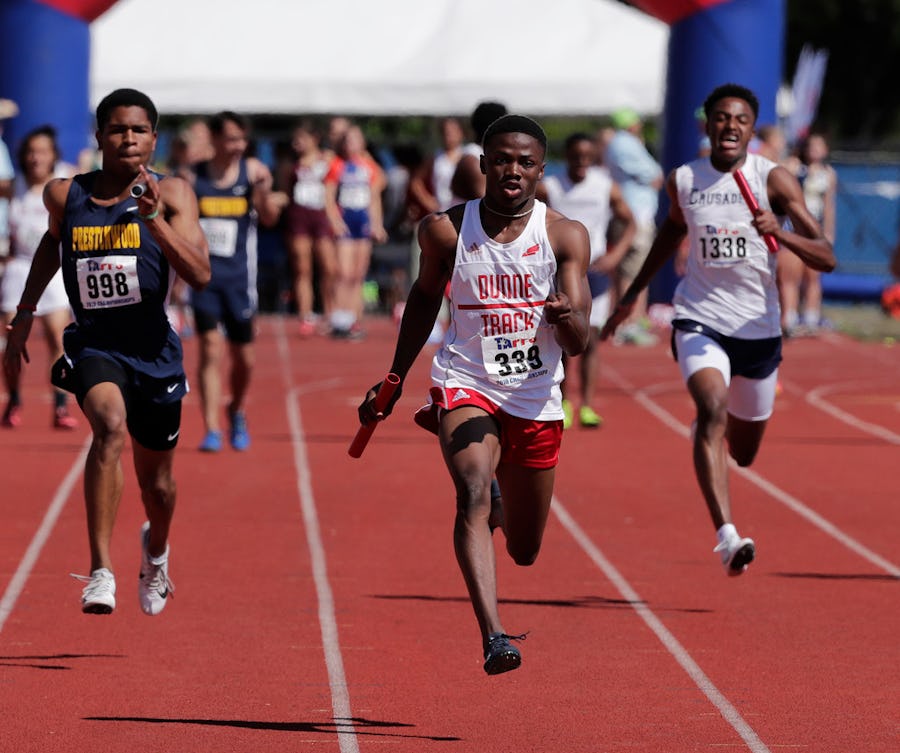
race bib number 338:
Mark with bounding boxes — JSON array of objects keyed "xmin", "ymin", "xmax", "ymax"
[
  {"xmin": 481, "ymin": 328, "xmax": 545, "ymax": 386},
  {"xmin": 76, "ymin": 255, "xmax": 141, "ymax": 309}
]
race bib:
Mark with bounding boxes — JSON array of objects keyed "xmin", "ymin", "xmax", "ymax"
[
  {"xmin": 76, "ymin": 255, "xmax": 141, "ymax": 309},
  {"xmin": 697, "ymin": 224, "xmax": 761, "ymax": 267},
  {"xmin": 200, "ymin": 217, "xmax": 239, "ymax": 257},
  {"xmin": 339, "ymin": 183, "xmax": 370, "ymax": 211},
  {"xmin": 293, "ymin": 181, "xmax": 326, "ymax": 209},
  {"xmin": 481, "ymin": 328, "xmax": 545, "ymax": 386}
]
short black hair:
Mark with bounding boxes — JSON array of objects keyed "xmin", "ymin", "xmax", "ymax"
[
  {"xmin": 17, "ymin": 125, "xmax": 59, "ymax": 173},
  {"xmin": 209, "ymin": 111, "xmax": 250, "ymax": 136},
  {"xmin": 704, "ymin": 83, "xmax": 760, "ymax": 122},
  {"xmin": 563, "ymin": 132, "xmax": 593, "ymax": 151},
  {"xmin": 471, "ymin": 101, "xmax": 508, "ymax": 143},
  {"xmin": 96, "ymin": 88, "xmax": 158, "ymax": 131},
  {"xmin": 482, "ymin": 114, "xmax": 547, "ymax": 153}
]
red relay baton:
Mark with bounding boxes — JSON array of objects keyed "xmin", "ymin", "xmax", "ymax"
[
  {"xmin": 348, "ymin": 372, "xmax": 401, "ymax": 458},
  {"xmin": 733, "ymin": 169, "xmax": 778, "ymax": 254}
]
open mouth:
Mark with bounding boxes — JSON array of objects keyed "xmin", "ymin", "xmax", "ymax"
[
  {"xmin": 500, "ymin": 181, "xmax": 521, "ymax": 197},
  {"xmin": 719, "ymin": 133, "xmax": 740, "ymax": 150}
]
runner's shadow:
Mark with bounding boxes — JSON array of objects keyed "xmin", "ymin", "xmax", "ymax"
[
  {"xmin": 0, "ymin": 653, "xmax": 124, "ymax": 671},
  {"xmin": 84, "ymin": 716, "xmax": 460, "ymax": 741},
  {"xmin": 370, "ymin": 593, "xmax": 712, "ymax": 614},
  {"xmin": 298, "ymin": 433, "xmax": 425, "ymax": 446},
  {"xmin": 771, "ymin": 571, "xmax": 898, "ymax": 582}
]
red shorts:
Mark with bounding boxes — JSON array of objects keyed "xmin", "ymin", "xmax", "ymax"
[
  {"xmin": 285, "ymin": 205, "xmax": 333, "ymax": 240},
  {"xmin": 414, "ymin": 386, "xmax": 562, "ymax": 469}
]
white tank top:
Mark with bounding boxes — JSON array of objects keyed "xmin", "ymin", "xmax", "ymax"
[
  {"xmin": 448, "ymin": 142, "xmax": 483, "ymax": 207},
  {"xmin": 431, "ymin": 199, "xmax": 564, "ymax": 420},
  {"xmin": 8, "ymin": 186, "xmax": 49, "ymax": 263},
  {"xmin": 432, "ymin": 149, "xmax": 460, "ymax": 211},
  {"xmin": 543, "ymin": 166, "xmax": 613, "ymax": 262},
  {"xmin": 673, "ymin": 153, "xmax": 781, "ymax": 338}
]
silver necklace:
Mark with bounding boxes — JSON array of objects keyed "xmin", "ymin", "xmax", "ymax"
[{"xmin": 481, "ymin": 200, "xmax": 534, "ymax": 219}]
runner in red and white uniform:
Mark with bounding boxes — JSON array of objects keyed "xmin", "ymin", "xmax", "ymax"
[{"xmin": 358, "ymin": 115, "xmax": 591, "ymax": 675}]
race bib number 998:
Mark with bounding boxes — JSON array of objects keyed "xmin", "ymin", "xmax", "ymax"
[{"xmin": 76, "ymin": 255, "xmax": 141, "ymax": 309}]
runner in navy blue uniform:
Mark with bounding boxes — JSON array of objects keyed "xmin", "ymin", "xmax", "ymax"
[
  {"xmin": 3, "ymin": 89, "xmax": 210, "ymax": 615},
  {"xmin": 190, "ymin": 112, "xmax": 284, "ymax": 452}
]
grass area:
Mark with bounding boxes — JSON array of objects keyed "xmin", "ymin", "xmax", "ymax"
[{"xmin": 823, "ymin": 302, "xmax": 900, "ymax": 343}]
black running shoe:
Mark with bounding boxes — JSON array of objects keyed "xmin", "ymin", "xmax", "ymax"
[{"xmin": 483, "ymin": 632, "xmax": 526, "ymax": 675}]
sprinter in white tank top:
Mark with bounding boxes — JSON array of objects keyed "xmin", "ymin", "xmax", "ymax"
[
  {"xmin": 601, "ymin": 84, "xmax": 834, "ymax": 577},
  {"xmin": 540, "ymin": 132, "xmax": 635, "ymax": 429},
  {"xmin": 357, "ymin": 115, "xmax": 591, "ymax": 675}
]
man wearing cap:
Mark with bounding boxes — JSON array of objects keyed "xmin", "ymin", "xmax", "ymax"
[
  {"xmin": 603, "ymin": 107, "xmax": 663, "ymax": 346},
  {"xmin": 0, "ymin": 98, "xmax": 18, "ymax": 261}
]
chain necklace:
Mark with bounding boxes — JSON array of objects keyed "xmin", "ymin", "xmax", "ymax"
[{"xmin": 480, "ymin": 199, "xmax": 534, "ymax": 219}]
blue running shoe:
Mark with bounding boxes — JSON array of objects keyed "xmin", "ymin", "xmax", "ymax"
[
  {"xmin": 229, "ymin": 410, "xmax": 250, "ymax": 451},
  {"xmin": 483, "ymin": 632, "xmax": 526, "ymax": 675},
  {"xmin": 199, "ymin": 430, "xmax": 223, "ymax": 453}
]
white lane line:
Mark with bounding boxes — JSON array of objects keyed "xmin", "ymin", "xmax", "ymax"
[
  {"xmin": 0, "ymin": 438, "xmax": 90, "ymax": 634},
  {"xmin": 553, "ymin": 499, "xmax": 772, "ymax": 753},
  {"xmin": 604, "ymin": 364, "xmax": 900, "ymax": 579},
  {"xmin": 275, "ymin": 318, "xmax": 360, "ymax": 753},
  {"xmin": 801, "ymin": 380, "xmax": 900, "ymax": 445}
]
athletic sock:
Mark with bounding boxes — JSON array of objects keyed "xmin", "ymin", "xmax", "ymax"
[{"xmin": 716, "ymin": 523, "xmax": 738, "ymax": 546}]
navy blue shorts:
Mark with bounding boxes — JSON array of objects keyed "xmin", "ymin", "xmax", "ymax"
[
  {"xmin": 52, "ymin": 354, "xmax": 183, "ymax": 451},
  {"xmin": 670, "ymin": 319, "xmax": 782, "ymax": 379},
  {"xmin": 341, "ymin": 209, "xmax": 371, "ymax": 240},
  {"xmin": 191, "ymin": 279, "xmax": 255, "ymax": 343},
  {"xmin": 587, "ymin": 270, "xmax": 610, "ymax": 298}
]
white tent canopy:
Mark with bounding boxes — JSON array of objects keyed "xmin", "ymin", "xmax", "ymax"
[{"xmin": 91, "ymin": 0, "xmax": 667, "ymax": 116}]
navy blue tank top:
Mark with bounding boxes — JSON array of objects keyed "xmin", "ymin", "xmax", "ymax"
[
  {"xmin": 59, "ymin": 171, "xmax": 184, "ymax": 382},
  {"xmin": 193, "ymin": 159, "xmax": 257, "ymax": 284}
]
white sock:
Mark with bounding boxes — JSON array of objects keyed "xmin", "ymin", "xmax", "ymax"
[
  {"xmin": 802, "ymin": 309, "xmax": 820, "ymax": 326},
  {"xmin": 716, "ymin": 523, "xmax": 737, "ymax": 545},
  {"xmin": 330, "ymin": 309, "xmax": 355, "ymax": 330}
]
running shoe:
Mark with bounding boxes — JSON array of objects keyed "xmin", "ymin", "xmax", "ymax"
[
  {"xmin": 483, "ymin": 632, "xmax": 526, "ymax": 675},
  {"xmin": 139, "ymin": 522, "xmax": 173, "ymax": 616},
  {"xmin": 561, "ymin": 399, "xmax": 573, "ymax": 430},
  {"xmin": 714, "ymin": 535, "xmax": 756, "ymax": 577},
  {"xmin": 298, "ymin": 319, "xmax": 317, "ymax": 337},
  {"xmin": 615, "ymin": 322, "xmax": 659, "ymax": 347},
  {"xmin": 229, "ymin": 410, "xmax": 250, "ymax": 451},
  {"xmin": 199, "ymin": 429, "xmax": 223, "ymax": 453},
  {"xmin": 579, "ymin": 405, "xmax": 603, "ymax": 428},
  {"xmin": 72, "ymin": 567, "xmax": 116, "ymax": 614},
  {"xmin": 53, "ymin": 406, "xmax": 78, "ymax": 430},
  {"xmin": 2, "ymin": 402, "xmax": 21, "ymax": 428}
]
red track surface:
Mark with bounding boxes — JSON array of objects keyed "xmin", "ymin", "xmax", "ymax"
[{"xmin": 1, "ymin": 315, "xmax": 898, "ymax": 752}]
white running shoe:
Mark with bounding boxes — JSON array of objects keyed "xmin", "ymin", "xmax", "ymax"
[
  {"xmin": 714, "ymin": 535, "xmax": 756, "ymax": 576},
  {"xmin": 72, "ymin": 568, "xmax": 116, "ymax": 614},
  {"xmin": 139, "ymin": 522, "xmax": 174, "ymax": 615}
]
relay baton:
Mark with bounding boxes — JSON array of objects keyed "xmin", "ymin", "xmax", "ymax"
[
  {"xmin": 733, "ymin": 169, "xmax": 779, "ymax": 253},
  {"xmin": 348, "ymin": 372, "xmax": 401, "ymax": 458}
]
